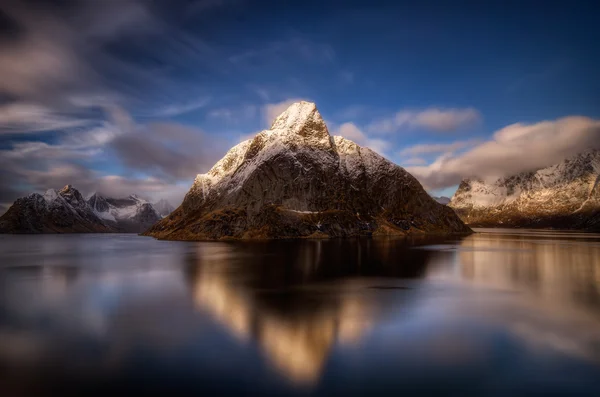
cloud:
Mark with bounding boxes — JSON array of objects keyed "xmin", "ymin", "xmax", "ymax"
[
  {"xmin": 153, "ymin": 97, "xmax": 211, "ymax": 117},
  {"xmin": 398, "ymin": 139, "xmax": 481, "ymax": 157},
  {"xmin": 228, "ymin": 37, "xmax": 335, "ymax": 65},
  {"xmin": 334, "ymin": 122, "xmax": 389, "ymax": 154},
  {"xmin": 0, "ymin": 105, "xmax": 227, "ymax": 212},
  {"xmin": 0, "ymin": 0, "xmax": 156, "ymax": 104},
  {"xmin": 210, "ymin": 104, "xmax": 257, "ymax": 120},
  {"xmin": 400, "ymin": 157, "xmax": 427, "ymax": 166},
  {"xmin": 334, "ymin": 105, "xmax": 369, "ymax": 120},
  {"xmin": 263, "ymin": 98, "xmax": 307, "ymax": 126},
  {"xmin": 0, "ymin": 103, "xmax": 93, "ymax": 134},
  {"xmin": 110, "ymin": 122, "xmax": 223, "ymax": 179},
  {"xmin": 406, "ymin": 116, "xmax": 600, "ymax": 190},
  {"xmin": 246, "ymin": 84, "xmax": 271, "ymax": 101},
  {"xmin": 368, "ymin": 107, "xmax": 481, "ymax": 133}
]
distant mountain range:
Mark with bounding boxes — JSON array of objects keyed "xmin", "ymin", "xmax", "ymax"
[
  {"xmin": 144, "ymin": 101, "xmax": 469, "ymax": 240},
  {"xmin": 432, "ymin": 196, "xmax": 451, "ymax": 205},
  {"xmin": 0, "ymin": 185, "xmax": 174, "ymax": 234},
  {"xmin": 450, "ymin": 150, "xmax": 600, "ymax": 231}
]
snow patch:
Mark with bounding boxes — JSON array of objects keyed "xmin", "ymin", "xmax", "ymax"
[{"xmin": 43, "ymin": 189, "xmax": 58, "ymax": 203}]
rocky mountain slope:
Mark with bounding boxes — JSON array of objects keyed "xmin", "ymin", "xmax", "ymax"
[
  {"xmin": 449, "ymin": 150, "xmax": 600, "ymax": 230},
  {"xmin": 0, "ymin": 185, "xmax": 116, "ymax": 233},
  {"xmin": 0, "ymin": 186, "xmax": 167, "ymax": 234},
  {"xmin": 144, "ymin": 101, "xmax": 470, "ymax": 240},
  {"xmin": 87, "ymin": 193, "xmax": 162, "ymax": 233}
]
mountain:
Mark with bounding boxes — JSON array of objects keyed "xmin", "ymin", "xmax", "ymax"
[
  {"xmin": 144, "ymin": 101, "xmax": 470, "ymax": 240},
  {"xmin": 0, "ymin": 185, "xmax": 116, "ymax": 233},
  {"xmin": 449, "ymin": 150, "xmax": 600, "ymax": 230},
  {"xmin": 153, "ymin": 199, "xmax": 175, "ymax": 217},
  {"xmin": 0, "ymin": 186, "xmax": 166, "ymax": 234},
  {"xmin": 432, "ymin": 196, "xmax": 451, "ymax": 205},
  {"xmin": 87, "ymin": 193, "xmax": 162, "ymax": 233}
]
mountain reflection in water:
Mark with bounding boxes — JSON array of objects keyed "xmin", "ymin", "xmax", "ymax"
[{"xmin": 0, "ymin": 230, "xmax": 600, "ymax": 396}]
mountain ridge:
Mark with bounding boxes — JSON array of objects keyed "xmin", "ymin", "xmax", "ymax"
[
  {"xmin": 0, "ymin": 186, "xmax": 173, "ymax": 234},
  {"xmin": 449, "ymin": 149, "xmax": 600, "ymax": 230}
]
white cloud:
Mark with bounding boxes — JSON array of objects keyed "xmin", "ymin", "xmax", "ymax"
[
  {"xmin": 368, "ymin": 107, "xmax": 481, "ymax": 134},
  {"xmin": 334, "ymin": 105, "xmax": 369, "ymax": 120},
  {"xmin": 154, "ymin": 97, "xmax": 211, "ymax": 117},
  {"xmin": 334, "ymin": 122, "xmax": 389, "ymax": 154},
  {"xmin": 208, "ymin": 108, "xmax": 234, "ymax": 119},
  {"xmin": 0, "ymin": 106, "xmax": 227, "ymax": 209},
  {"xmin": 406, "ymin": 116, "xmax": 600, "ymax": 190},
  {"xmin": 0, "ymin": 103, "xmax": 91, "ymax": 134},
  {"xmin": 400, "ymin": 157, "xmax": 427, "ymax": 166},
  {"xmin": 398, "ymin": 139, "xmax": 481, "ymax": 157},
  {"xmin": 208, "ymin": 104, "xmax": 258, "ymax": 124}
]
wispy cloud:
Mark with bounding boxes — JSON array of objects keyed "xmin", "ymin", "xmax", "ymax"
[
  {"xmin": 153, "ymin": 97, "xmax": 211, "ymax": 117},
  {"xmin": 368, "ymin": 107, "xmax": 481, "ymax": 134},
  {"xmin": 0, "ymin": 106, "xmax": 226, "ymax": 209},
  {"xmin": 400, "ymin": 157, "xmax": 427, "ymax": 166},
  {"xmin": 398, "ymin": 139, "xmax": 481, "ymax": 157},
  {"xmin": 208, "ymin": 104, "xmax": 258, "ymax": 124},
  {"xmin": 334, "ymin": 105, "xmax": 369, "ymax": 120},
  {"xmin": 0, "ymin": 103, "xmax": 92, "ymax": 134},
  {"xmin": 229, "ymin": 37, "xmax": 335, "ymax": 65}
]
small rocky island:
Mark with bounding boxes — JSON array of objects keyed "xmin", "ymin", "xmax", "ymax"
[{"xmin": 144, "ymin": 101, "xmax": 470, "ymax": 240}]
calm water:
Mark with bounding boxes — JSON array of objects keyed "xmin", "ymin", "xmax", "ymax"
[{"xmin": 1, "ymin": 230, "xmax": 600, "ymax": 396}]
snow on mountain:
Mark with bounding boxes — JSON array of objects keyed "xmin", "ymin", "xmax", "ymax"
[
  {"xmin": 153, "ymin": 199, "xmax": 175, "ymax": 217},
  {"xmin": 0, "ymin": 186, "xmax": 167, "ymax": 234},
  {"xmin": 449, "ymin": 149, "xmax": 600, "ymax": 230},
  {"xmin": 145, "ymin": 101, "xmax": 470, "ymax": 240},
  {"xmin": 87, "ymin": 193, "xmax": 161, "ymax": 232},
  {"xmin": 0, "ymin": 185, "xmax": 116, "ymax": 233}
]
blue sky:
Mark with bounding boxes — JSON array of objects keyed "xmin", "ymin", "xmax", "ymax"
[{"xmin": 0, "ymin": 0, "xmax": 599, "ymax": 209}]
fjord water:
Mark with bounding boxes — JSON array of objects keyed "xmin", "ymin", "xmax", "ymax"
[{"xmin": 1, "ymin": 231, "xmax": 600, "ymax": 396}]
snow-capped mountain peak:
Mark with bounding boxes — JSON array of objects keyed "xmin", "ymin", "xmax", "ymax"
[
  {"xmin": 270, "ymin": 101, "xmax": 328, "ymax": 138},
  {"xmin": 148, "ymin": 101, "xmax": 469, "ymax": 240},
  {"xmin": 188, "ymin": 101, "xmax": 337, "ymax": 208}
]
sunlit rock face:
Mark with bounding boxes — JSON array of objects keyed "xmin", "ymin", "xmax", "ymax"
[
  {"xmin": 450, "ymin": 150, "xmax": 600, "ymax": 230},
  {"xmin": 145, "ymin": 101, "xmax": 470, "ymax": 240}
]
